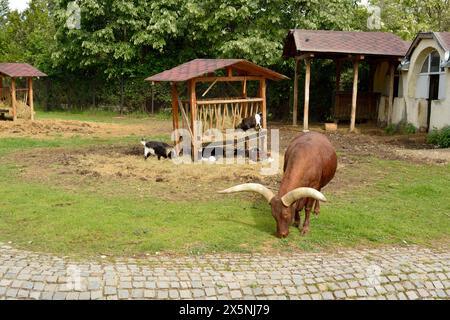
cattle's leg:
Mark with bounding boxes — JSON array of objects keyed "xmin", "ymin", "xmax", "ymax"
[
  {"xmin": 292, "ymin": 198, "xmax": 306, "ymax": 228},
  {"xmin": 301, "ymin": 198, "xmax": 315, "ymax": 236},
  {"xmin": 314, "ymin": 200, "xmax": 320, "ymax": 216}
]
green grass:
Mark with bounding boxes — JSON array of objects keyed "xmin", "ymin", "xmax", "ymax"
[
  {"xmin": 1, "ymin": 111, "xmax": 447, "ymax": 257},
  {"xmin": 0, "ymin": 136, "xmax": 143, "ymax": 156},
  {"xmin": 0, "ymin": 138, "xmax": 449, "ymax": 258},
  {"xmin": 35, "ymin": 109, "xmax": 164, "ymax": 124}
]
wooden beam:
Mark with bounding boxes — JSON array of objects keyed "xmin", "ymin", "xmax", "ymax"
[
  {"xmin": 296, "ymin": 53, "xmax": 314, "ymax": 60},
  {"xmin": 28, "ymin": 78, "xmax": 34, "ymax": 121},
  {"xmin": 293, "ymin": 58, "xmax": 299, "ymax": 126},
  {"xmin": 350, "ymin": 60, "xmax": 359, "ymax": 132},
  {"xmin": 197, "ymin": 98, "xmax": 263, "ymax": 105},
  {"xmin": 11, "ymin": 77, "xmax": 16, "ymax": 121},
  {"xmin": 259, "ymin": 79, "xmax": 267, "ymax": 129},
  {"xmin": 349, "ymin": 54, "xmax": 365, "ymax": 60},
  {"xmin": 0, "ymin": 75, "xmax": 3, "ymax": 99},
  {"xmin": 303, "ymin": 58, "xmax": 311, "ymax": 132},
  {"xmin": 189, "ymin": 79, "xmax": 198, "ymax": 161},
  {"xmin": 201, "ymin": 78, "xmax": 218, "ymax": 97},
  {"xmin": 194, "ymin": 76, "xmax": 264, "ymax": 83},
  {"xmin": 388, "ymin": 63, "xmax": 395, "ymax": 124}
]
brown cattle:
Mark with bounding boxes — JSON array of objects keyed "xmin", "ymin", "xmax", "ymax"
[{"xmin": 219, "ymin": 131, "xmax": 337, "ymax": 238}]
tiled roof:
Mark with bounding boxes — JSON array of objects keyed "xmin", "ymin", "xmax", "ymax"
[
  {"xmin": 435, "ymin": 32, "xmax": 450, "ymax": 51},
  {"xmin": 283, "ymin": 30, "xmax": 409, "ymax": 57},
  {"xmin": 145, "ymin": 59, "xmax": 288, "ymax": 82},
  {"xmin": 0, "ymin": 63, "xmax": 47, "ymax": 77}
]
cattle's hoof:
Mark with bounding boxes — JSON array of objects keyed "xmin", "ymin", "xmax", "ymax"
[
  {"xmin": 300, "ymin": 227, "xmax": 310, "ymax": 236},
  {"xmin": 293, "ymin": 222, "xmax": 300, "ymax": 228}
]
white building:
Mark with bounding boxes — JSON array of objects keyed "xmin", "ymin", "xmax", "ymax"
[{"xmin": 393, "ymin": 32, "xmax": 450, "ymax": 131}]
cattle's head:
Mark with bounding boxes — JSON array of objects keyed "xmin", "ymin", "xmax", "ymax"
[{"xmin": 218, "ymin": 183, "xmax": 326, "ymax": 238}]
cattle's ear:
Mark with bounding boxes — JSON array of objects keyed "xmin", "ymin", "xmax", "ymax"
[{"xmin": 140, "ymin": 140, "xmax": 146, "ymax": 146}]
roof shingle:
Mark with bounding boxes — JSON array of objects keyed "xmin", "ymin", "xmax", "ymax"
[
  {"xmin": 0, "ymin": 63, "xmax": 47, "ymax": 77},
  {"xmin": 435, "ymin": 32, "xmax": 450, "ymax": 51},
  {"xmin": 284, "ymin": 29, "xmax": 409, "ymax": 58},
  {"xmin": 145, "ymin": 59, "xmax": 288, "ymax": 82}
]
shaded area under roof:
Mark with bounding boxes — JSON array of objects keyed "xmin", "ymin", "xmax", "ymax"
[
  {"xmin": 145, "ymin": 59, "xmax": 288, "ymax": 82},
  {"xmin": 0, "ymin": 63, "xmax": 47, "ymax": 77},
  {"xmin": 283, "ymin": 29, "xmax": 410, "ymax": 59}
]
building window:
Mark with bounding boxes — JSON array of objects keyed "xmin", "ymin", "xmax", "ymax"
[{"xmin": 416, "ymin": 50, "xmax": 446, "ymax": 100}]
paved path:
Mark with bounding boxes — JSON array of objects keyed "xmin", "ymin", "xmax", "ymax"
[{"xmin": 0, "ymin": 243, "xmax": 449, "ymax": 300}]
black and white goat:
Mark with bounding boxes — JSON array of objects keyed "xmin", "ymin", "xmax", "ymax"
[
  {"xmin": 236, "ymin": 112, "xmax": 262, "ymax": 131},
  {"xmin": 141, "ymin": 139, "xmax": 175, "ymax": 160}
]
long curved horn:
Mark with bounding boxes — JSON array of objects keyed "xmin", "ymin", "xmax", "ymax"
[
  {"xmin": 281, "ymin": 187, "xmax": 327, "ymax": 207},
  {"xmin": 218, "ymin": 183, "xmax": 275, "ymax": 203}
]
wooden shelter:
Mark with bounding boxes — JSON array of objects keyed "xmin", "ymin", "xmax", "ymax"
[
  {"xmin": 283, "ymin": 30, "xmax": 410, "ymax": 132},
  {"xmin": 0, "ymin": 63, "xmax": 47, "ymax": 121},
  {"xmin": 145, "ymin": 59, "xmax": 288, "ymax": 161}
]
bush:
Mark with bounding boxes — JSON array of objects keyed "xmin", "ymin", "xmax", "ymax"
[
  {"xmin": 384, "ymin": 124, "xmax": 396, "ymax": 135},
  {"xmin": 427, "ymin": 126, "xmax": 450, "ymax": 148},
  {"xmin": 403, "ymin": 123, "xmax": 417, "ymax": 134},
  {"xmin": 385, "ymin": 122, "xmax": 417, "ymax": 135}
]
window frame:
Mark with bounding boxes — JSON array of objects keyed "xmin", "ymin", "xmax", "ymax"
[{"xmin": 419, "ymin": 51, "xmax": 445, "ymax": 75}]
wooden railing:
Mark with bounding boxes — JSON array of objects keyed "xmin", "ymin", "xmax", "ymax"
[{"xmin": 179, "ymin": 98, "xmax": 263, "ymax": 131}]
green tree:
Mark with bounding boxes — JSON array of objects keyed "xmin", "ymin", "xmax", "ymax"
[
  {"xmin": 373, "ymin": 0, "xmax": 450, "ymax": 40},
  {"xmin": 0, "ymin": 0, "xmax": 55, "ymax": 68},
  {"xmin": 48, "ymin": 0, "xmax": 369, "ymax": 113},
  {"xmin": 0, "ymin": 0, "xmax": 8, "ymax": 22}
]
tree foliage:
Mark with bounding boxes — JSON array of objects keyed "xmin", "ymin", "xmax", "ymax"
[
  {"xmin": 0, "ymin": 0, "xmax": 55, "ymax": 69},
  {"xmin": 373, "ymin": 0, "xmax": 450, "ymax": 40},
  {"xmin": 4, "ymin": 0, "xmax": 446, "ymax": 116}
]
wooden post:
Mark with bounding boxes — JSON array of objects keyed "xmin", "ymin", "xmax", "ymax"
[
  {"xmin": 259, "ymin": 79, "xmax": 267, "ymax": 129},
  {"xmin": 189, "ymin": 79, "xmax": 198, "ymax": 161},
  {"xmin": 293, "ymin": 57, "xmax": 299, "ymax": 126},
  {"xmin": 151, "ymin": 82, "xmax": 155, "ymax": 114},
  {"xmin": 350, "ymin": 59, "xmax": 359, "ymax": 132},
  {"xmin": 0, "ymin": 75, "xmax": 3, "ymax": 99},
  {"xmin": 226, "ymin": 67, "xmax": 233, "ymax": 77},
  {"xmin": 334, "ymin": 60, "xmax": 342, "ymax": 117},
  {"xmin": 335, "ymin": 60, "xmax": 342, "ymax": 92},
  {"xmin": 368, "ymin": 62, "xmax": 375, "ymax": 94},
  {"xmin": 303, "ymin": 58, "xmax": 311, "ymax": 132},
  {"xmin": 28, "ymin": 78, "xmax": 34, "ymax": 121},
  {"xmin": 171, "ymin": 82, "xmax": 179, "ymax": 135},
  {"xmin": 242, "ymin": 77, "xmax": 247, "ymax": 98},
  {"xmin": 11, "ymin": 77, "xmax": 17, "ymax": 121},
  {"xmin": 388, "ymin": 63, "xmax": 395, "ymax": 125}
]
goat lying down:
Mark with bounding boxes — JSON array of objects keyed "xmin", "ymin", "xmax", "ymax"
[
  {"xmin": 141, "ymin": 139, "xmax": 175, "ymax": 160},
  {"xmin": 236, "ymin": 112, "xmax": 262, "ymax": 131}
]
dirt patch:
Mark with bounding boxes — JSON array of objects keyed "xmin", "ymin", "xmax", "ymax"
[
  {"xmin": 0, "ymin": 118, "xmax": 171, "ymax": 139},
  {"xmin": 2, "ymin": 118, "xmax": 448, "ymax": 202},
  {"xmin": 394, "ymin": 148, "xmax": 450, "ymax": 164},
  {"xmin": 273, "ymin": 124, "xmax": 449, "ymax": 165},
  {"xmin": 8, "ymin": 144, "xmax": 281, "ymax": 201}
]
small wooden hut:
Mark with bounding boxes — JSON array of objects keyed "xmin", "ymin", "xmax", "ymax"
[
  {"xmin": 0, "ymin": 63, "xmax": 47, "ymax": 121},
  {"xmin": 283, "ymin": 30, "xmax": 410, "ymax": 132},
  {"xmin": 145, "ymin": 59, "xmax": 288, "ymax": 161}
]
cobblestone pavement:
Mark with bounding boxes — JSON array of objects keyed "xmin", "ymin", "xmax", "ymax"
[{"xmin": 0, "ymin": 243, "xmax": 449, "ymax": 300}]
